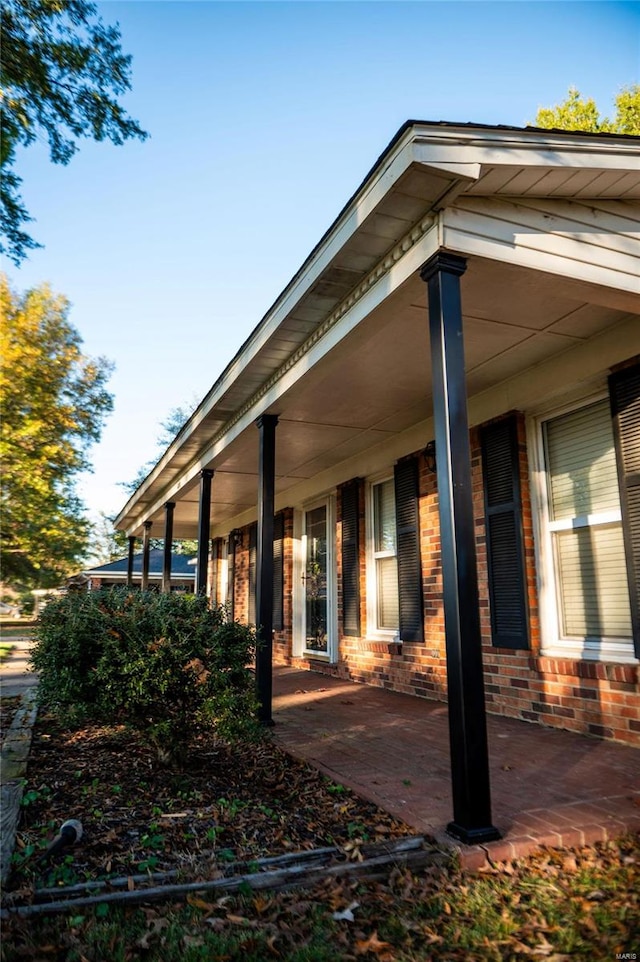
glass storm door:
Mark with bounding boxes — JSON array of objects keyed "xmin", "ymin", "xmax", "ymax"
[
  {"xmin": 304, "ymin": 502, "xmax": 337, "ymax": 656},
  {"xmin": 304, "ymin": 505, "xmax": 328, "ymax": 652}
]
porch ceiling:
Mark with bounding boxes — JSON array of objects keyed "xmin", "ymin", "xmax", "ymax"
[
  {"xmin": 115, "ymin": 123, "xmax": 640, "ymax": 540},
  {"xmin": 138, "ymin": 258, "xmax": 637, "ymax": 540}
]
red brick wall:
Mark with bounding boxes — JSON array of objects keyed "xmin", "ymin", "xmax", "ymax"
[
  {"xmin": 228, "ymin": 512, "xmax": 293, "ymax": 664},
  {"xmin": 299, "ymin": 416, "xmax": 638, "ymax": 746},
  {"xmin": 230, "ymin": 528, "xmax": 251, "ymax": 626},
  {"xmin": 273, "ymin": 508, "xmax": 294, "ymax": 664}
]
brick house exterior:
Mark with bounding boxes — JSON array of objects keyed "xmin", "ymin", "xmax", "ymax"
[
  {"xmin": 116, "ymin": 122, "xmax": 640, "ymax": 754},
  {"xmin": 210, "ymin": 392, "xmax": 639, "ymax": 747}
]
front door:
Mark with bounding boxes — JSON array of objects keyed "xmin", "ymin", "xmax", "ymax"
[{"xmin": 298, "ymin": 498, "xmax": 336, "ymax": 660}]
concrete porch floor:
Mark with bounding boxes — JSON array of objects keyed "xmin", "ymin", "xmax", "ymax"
[{"xmin": 272, "ymin": 667, "xmax": 640, "ymax": 868}]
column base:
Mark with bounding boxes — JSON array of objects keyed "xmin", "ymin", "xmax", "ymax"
[
  {"xmin": 259, "ymin": 717, "xmax": 276, "ymax": 728},
  {"xmin": 446, "ymin": 821, "xmax": 501, "ymax": 845}
]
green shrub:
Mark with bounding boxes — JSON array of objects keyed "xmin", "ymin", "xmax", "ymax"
[{"xmin": 32, "ymin": 590, "xmax": 261, "ymax": 762}]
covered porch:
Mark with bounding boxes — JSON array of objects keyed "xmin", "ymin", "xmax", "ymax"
[{"xmin": 273, "ymin": 666, "xmax": 640, "ymax": 867}]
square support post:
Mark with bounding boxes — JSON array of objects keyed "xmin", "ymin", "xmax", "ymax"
[
  {"xmin": 197, "ymin": 470, "xmax": 213, "ymax": 595},
  {"xmin": 255, "ymin": 414, "xmax": 278, "ymax": 725},
  {"xmin": 141, "ymin": 521, "xmax": 152, "ymax": 591},
  {"xmin": 162, "ymin": 501, "xmax": 175, "ymax": 594},
  {"xmin": 127, "ymin": 536, "xmax": 136, "ymax": 587},
  {"xmin": 420, "ymin": 251, "xmax": 500, "ymax": 845}
]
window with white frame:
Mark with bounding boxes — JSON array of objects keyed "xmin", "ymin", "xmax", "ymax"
[
  {"xmin": 540, "ymin": 397, "xmax": 633, "ymax": 656},
  {"xmin": 369, "ymin": 478, "xmax": 399, "ymax": 633}
]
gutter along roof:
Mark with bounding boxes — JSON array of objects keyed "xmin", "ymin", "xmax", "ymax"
[{"xmin": 114, "ymin": 121, "xmax": 640, "ymax": 539}]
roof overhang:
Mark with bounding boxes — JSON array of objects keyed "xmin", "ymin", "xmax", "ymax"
[{"xmin": 114, "ymin": 121, "xmax": 640, "ymax": 539}]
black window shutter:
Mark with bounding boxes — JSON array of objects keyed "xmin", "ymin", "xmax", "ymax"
[
  {"xmin": 248, "ymin": 523, "xmax": 257, "ymax": 625},
  {"xmin": 228, "ymin": 531, "xmax": 237, "ymax": 620},
  {"xmin": 272, "ymin": 513, "xmax": 285, "ymax": 632},
  {"xmin": 341, "ymin": 481, "xmax": 361, "ymax": 637},
  {"xmin": 609, "ymin": 362, "xmax": 640, "ymax": 657},
  {"xmin": 394, "ymin": 457, "xmax": 424, "ymax": 643},
  {"xmin": 480, "ymin": 416, "xmax": 529, "ymax": 649}
]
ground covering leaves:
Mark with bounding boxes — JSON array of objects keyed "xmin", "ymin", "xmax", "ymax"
[
  {"xmin": 5, "ymin": 712, "xmax": 412, "ymax": 891},
  {"xmin": 2, "ymin": 712, "xmax": 638, "ymax": 961},
  {"xmin": 3, "ymin": 835, "xmax": 638, "ymax": 960}
]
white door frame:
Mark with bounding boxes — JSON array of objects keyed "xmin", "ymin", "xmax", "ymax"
[{"xmin": 292, "ymin": 495, "xmax": 337, "ymax": 663}]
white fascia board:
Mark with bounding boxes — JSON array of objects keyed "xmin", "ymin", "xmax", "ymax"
[
  {"xmin": 412, "ymin": 128, "xmax": 640, "ymax": 168},
  {"xmin": 421, "ymin": 161, "xmax": 482, "ymax": 179},
  {"xmin": 128, "ymin": 219, "xmax": 442, "ymax": 534}
]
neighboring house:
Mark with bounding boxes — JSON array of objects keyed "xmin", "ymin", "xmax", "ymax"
[
  {"xmin": 115, "ymin": 121, "xmax": 639, "ymax": 752},
  {"xmin": 80, "ymin": 550, "xmax": 196, "ymax": 592}
]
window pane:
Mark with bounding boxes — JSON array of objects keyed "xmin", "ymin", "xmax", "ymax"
[
  {"xmin": 305, "ymin": 506, "xmax": 328, "ymax": 651},
  {"xmin": 544, "ymin": 399, "xmax": 632, "ymax": 643},
  {"xmin": 546, "ymin": 400, "xmax": 620, "ymax": 519},
  {"xmin": 555, "ymin": 523, "xmax": 632, "ymax": 639},
  {"xmin": 376, "ymin": 556, "xmax": 399, "ymax": 629},
  {"xmin": 374, "ymin": 480, "xmax": 396, "ymax": 552}
]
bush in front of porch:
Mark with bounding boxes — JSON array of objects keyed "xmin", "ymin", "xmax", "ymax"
[{"xmin": 31, "ymin": 589, "xmax": 261, "ymax": 764}]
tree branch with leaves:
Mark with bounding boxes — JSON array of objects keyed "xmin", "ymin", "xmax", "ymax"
[
  {"xmin": 533, "ymin": 85, "xmax": 640, "ymax": 134},
  {"xmin": 1, "ymin": 0, "xmax": 148, "ymax": 264}
]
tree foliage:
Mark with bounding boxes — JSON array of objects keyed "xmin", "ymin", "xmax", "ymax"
[
  {"xmin": 1, "ymin": 0, "xmax": 148, "ymax": 264},
  {"xmin": 0, "ymin": 274, "xmax": 114, "ymax": 587},
  {"xmin": 122, "ymin": 399, "xmax": 198, "ymax": 496},
  {"xmin": 118, "ymin": 399, "xmax": 199, "ymax": 555},
  {"xmin": 534, "ymin": 85, "xmax": 640, "ymax": 134},
  {"xmin": 86, "ymin": 510, "xmax": 130, "ymax": 566}
]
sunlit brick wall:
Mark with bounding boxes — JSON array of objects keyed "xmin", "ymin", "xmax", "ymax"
[{"xmin": 296, "ymin": 414, "xmax": 640, "ymax": 746}]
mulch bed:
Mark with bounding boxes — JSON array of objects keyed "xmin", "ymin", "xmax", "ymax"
[{"xmin": 5, "ymin": 711, "xmax": 415, "ymax": 896}]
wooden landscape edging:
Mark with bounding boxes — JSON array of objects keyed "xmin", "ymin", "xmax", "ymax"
[{"xmin": 2, "ymin": 835, "xmax": 448, "ymax": 919}]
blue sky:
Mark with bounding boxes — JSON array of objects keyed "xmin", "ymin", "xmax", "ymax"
[{"xmin": 7, "ymin": 0, "xmax": 640, "ymax": 531}]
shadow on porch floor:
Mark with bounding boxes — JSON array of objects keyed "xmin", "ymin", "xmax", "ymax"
[{"xmin": 272, "ymin": 667, "xmax": 640, "ymax": 869}]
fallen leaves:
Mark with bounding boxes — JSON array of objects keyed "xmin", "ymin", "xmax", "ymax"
[
  {"xmin": 3, "ymin": 835, "xmax": 640, "ymax": 962},
  {"xmin": 3, "ymin": 710, "xmax": 640, "ymax": 962},
  {"xmin": 355, "ymin": 930, "xmax": 393, "ymax": 959},
  {"xmin": 7, "ymin": 712, "xmax": 412, "ymax": 891}
]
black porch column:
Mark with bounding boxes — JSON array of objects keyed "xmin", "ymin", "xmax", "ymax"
[
  {"xmin": 196, "ymin": 469, "xmax": 213, "ymax": 595},
  {"xmin": 126, "ymin": 536, "xmax": 136, "ymax": 587},
  {"xmin": 420, "ymin": 251, "xmax": 500, "ymax": 845},
  {"xmin": 141, "ymin": 521, "xmax": 152, "ymax": 591},
  {"xmin": 255, "ymin": 414, "xmax": 278, "ymax": 725},
  {"xmin": 162, "ymin": 501, "xmax": 175, "ymax": 594}
]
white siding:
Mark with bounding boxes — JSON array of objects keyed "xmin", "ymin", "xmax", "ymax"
[{"xmin": 443, "ymin": 198, "xmax": 640, "ymax": 294}]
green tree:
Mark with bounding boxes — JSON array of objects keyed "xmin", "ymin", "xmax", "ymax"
[
  {"xmin": 86, "ymin": 511, "xmax": 130, "ymax": 566},
  {"xmin": 122, "ymin": 400, "xmax": 198, "ymax": 496},
  {"xmin": 0, "ymin": 274, "xmax": 114, "ymax": 587},
  {"xmin": 1, "ymin": 0, "xmax": 148, "ymax": 264},
  {"xmin": 534, "ymin": 85, "xmax": 640, "ymax": 134},
  {"xmin": 120, "ymin": 400, "xmax": 199, "ymax": 556},
  {"xmin": 614, "ymin": 85, "xmax": 640, "ymax": 135}
]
